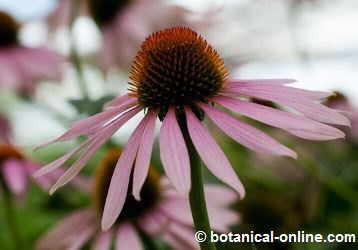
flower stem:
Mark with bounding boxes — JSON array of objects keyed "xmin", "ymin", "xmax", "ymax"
[
  {"xmin": 69, "ymin": 0, "xmax": 90, "ymax": 100},
  {"xmin": 2, "ymin": 189, "xmax": 24, "ymax": 250},
  {"xmin": 178, "ymin": 114, "xmax": 217, "ymax": 250}
]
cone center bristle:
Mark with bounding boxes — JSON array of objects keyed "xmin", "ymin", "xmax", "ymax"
[
  {"xmin": 87, "ymin": 0, "xmax": 131, "ymax": 27},
  {"xmin": 129, "ymin": 27, "xmax": 228, "ymax": 118},
  {"xmin": 93, "ymin": 149, "xmax": 160, "ymax": 223},
  {"xmin": 0, "ymin": 12, "xmax": 19, "ymax": 47}
]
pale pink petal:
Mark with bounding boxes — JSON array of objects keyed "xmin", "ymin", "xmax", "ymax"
[
  {"xmin": 2, "ymin": 159, "xmax": 28, "ymax": 195},
  {"xmin": 139, "ymin": 209, "xmax": 169, "ymax": 234},
  {"xmin": 167, "ymin": 223, "xmax": 198, "ymax": 249},
  {"xmin": 227, "ymin": 78, "xmax": 296, "ymax": 85},
  {"xmin": 214, "ymin": 96, "xmax": 345, "ymax": 140},
  {"xmin": 226, "ymin": 80, "xmax": 330, "ymax": 99},
  {"xmin": 226, "ymin": 82, "xmax": 350, "ymax": 126},
  {"xmin": 34, "ymin": 138, "xmax": 93, "ymax": 178},
  {"xmin": 36, "ymin": 103, "xmax": 138, "ymax": 149},
  {"xmin": 159, "ymin": 198, "xmax": 193, "ymax": 226},
  {"xmin": 104, "ymin": 94, "xmax": 137, "ymax": 109},
  {"xmin": 132, "ymin": 111, "xmax": 157, "ymax": 200},
  {"xmin": 200, "ymin": 103, "xmax": 297, "ymax": 158},
  {"xmin": 115, "ymin": 224, "xmax": 143, "ymax": 250},
  {"xmin": 204, "ymin": 185, "xmax": 238, "ymax": 207},
  {"xmin": 186, "ymin": 109, "xmax": 244, "ymax": 198},
  {"xmin": 36, "ymin": 209, "xmax": 96, "ymax": 250},
  {"xmin": 159, "ymin": 108, "xmax": 191, "ymax": 195},
  {"xmin": 163, "ymin": 232, "xmax": 195, "ymax": 250},
  {"xmin": 92, "ymin": 231, "xmax": 113, "ymax": 250},
  {"xmin": 68, "ymin": 226, "xmax": 96, "ymax": 250},
  {"xmin": 206, "ymin": 206, "xmax": 240, "ymax": 232},
  {"xmin": 48, "ymin": 108, "xmax": 141, "ymax": 194},
  {"xmin": 101, "ymin": 116, "xmax": 148, "ymax": 231}
]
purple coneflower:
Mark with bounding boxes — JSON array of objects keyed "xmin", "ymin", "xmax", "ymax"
[
  {"xmin": 36, "ymin": 149, "xmax": 238, "ymax": 250},
  {"xmin": 0, "ymin": 11, "xmax": 63, "ymax": 94},
  {"xmin": 35, "ymin": 27, "xmax": 348, "ymax": 230}
]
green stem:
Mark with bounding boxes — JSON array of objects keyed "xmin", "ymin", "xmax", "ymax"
[
  {"xmin": 2, "ymin": 190, "xmax": 24, "ymax": 250},
  {"xmin": 179, "ymin": 114, "xmax": 217, "ymax": 250},
  {"xmin": 69, "ymin": 0, "xmax": 90, "ymax": 100}
]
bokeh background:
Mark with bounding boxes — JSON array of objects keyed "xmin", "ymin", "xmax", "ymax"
[{"xmin": 0, "ymin": 0, "xmax": 357, "ymax": 249}]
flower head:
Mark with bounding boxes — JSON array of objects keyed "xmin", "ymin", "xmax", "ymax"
[
  {"xmin": 0, "ymin": 11, "xmax": 64, "ymax": 94},
  {"xmin": 36, "ymin": 27, "xmax": 349, "ymax": 230},
  {"xmin": 36, "ymin": 149, "xmax": 238, "ymax": 249}
]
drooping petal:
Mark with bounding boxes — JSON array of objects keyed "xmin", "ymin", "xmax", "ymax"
[
  {"xmin": 160, "ymin": 108, "xmax": 191, "ymax": 195},
  {"xmin": 104, "ymin": 94, "xmax": 137, "ymax": 109},
  {"xmin": 33, "ymin": 138, "xmax": 93, "ymax": 178},
  {"xmin": 227, "ymin": 78, "xmax": 296, "ymax": 85},
  {"xmin": 115, "ymin": 224, "xmax": 143, "ymax": 250},
  {"xmin": 68, "ymin": 226, "xmax": 96, "ymax": 250},
  {"xmin": 167, "ymin": 223, "xmax": 198, "ymax": 249},
  {"xmin": 92, "ymin": 231, "xmax": 113, "ymax": 250},
  {"xmin": 206, "ymin": 206, "xmax": 240, "ymax": 232},
  {"xmin": 49, "ymin": 108, "xmax": 141, "ymax": 194},
  {"xmin": 2, "ymin": 159, "xmax": 28, "ymax": 195},
  {"xmin": 200, "ymin": 103, "xmax": 297, "ymax": 158},
  {"xmin": 139, "ymin": 209, "xmax": 169, "ymax": 234},
  {"xmin": 132, "ymin": 111, "xmax": 157, "ymax": 200},
  {"xmin": 162, "ymin": 231, "xmax": 195, "ymax": 250},
  {"xmin": 187, "ymin": 108, "xmax": 246, "ymax": 198},
  {"xmin": 101, "ymin": 116, "xmax": 148, "ymax": 231},
  {"xmin": 35, "ymin": 209, "xmax": 95, "ymax": 250},
  {"xmin": 226, "ymin": 80, "xmax": 330, "ymax": 99},
  {"xmin": 36, "ymin": 103, "xmax": 138, "ymax": 149},
  {"xmin": 214, "ymin": 96, "xmax": 345, "ymax": 140},
  {"xmin": 226, "ymin": 82, "xmax": 350, "ymax": 126},
  {"xmin": 204, "ymin": 185, "xmax": 238, "ymax": 207}
]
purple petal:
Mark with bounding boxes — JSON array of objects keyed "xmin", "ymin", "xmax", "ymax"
[
  {"xmin": 200, "ymin": 103, "xmax": 297, "ymax": 158},
  {"xmin": 104, "ymin": 94, "xmax": 137, "ymax": 109},
  {"xmin": 185, "ymin": 108, "xmax": 245, "ymax": 198},
  {"xmin": 228, "ymin": 78, "xmax": 297, "ymax": 85},
  {"xmin": 214, "ymin": 96, "xmax": 345, "ymax": 140},
  {"xmin": 225, "ymin": 82, "xmax": 350, "ymax": 126},
  {"xmin": 36, "ymin": 102, "xmax": 138, "ymax": 150},
  {"xmin": 115, "ymin": 224, "xmax": 143, "ymax": 250},
  {"xmin": 166, "ymin": 223, "xmax": 198, "ymax": 249},
  {"xmin": 36, "ymin": 209, "xmax": 96, "ymax": 250},
  {"xmin": 132, "ymin": 111, "xmax": 157, "ymax": 200},
  {"xmin": 204, "ymin": 185, "xmax": 238, "ymax": 207},
  {"xmin": 139, "ymin": 210, "xmax": 169, "ymax": 234},
  {"xmin": 226, "ymin": 80, "xmax": 330, "ymax": 99},
  {"xmin": 92, "ymin": 231, "xmax": 113, "ymax": 250},
  {"xmin": 159, "ymin": 107, "xmax": 191, "ymax": 195},
  {"xmin": 2, "ymin": 159, "xmax": 28, "ymax": 195},
  {"xmin": 206, "ymin": 206, "xmax": 240, "ymax": 232},
  {"xmin": 49, "ymin": 108, "xmax": 141, "ymax": 194},
  {"xmin": 101, "ymin": 116, "xmax": 148, "ymax": 231}
]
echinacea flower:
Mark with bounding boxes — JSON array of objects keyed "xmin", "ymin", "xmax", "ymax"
[
  {"xmin": 36, "ymin": 149, "xmax": 239, "ymax": 250},
  {"xmin": 35, "ymin": 27, "xmax": 349, "ymax": 230},
  {"xmin": 0, "ymin": 11, "xmax": 64, "ymax": 95}
]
